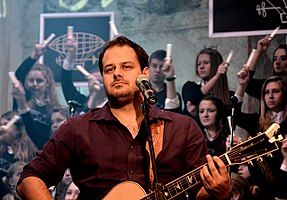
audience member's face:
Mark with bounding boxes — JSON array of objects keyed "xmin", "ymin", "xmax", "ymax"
[
  {"xmin": 0, "ymin": 118, "xmax": 19, "ymax": 145},
  {"xmin": 51, "ymin": 112, "xmax": 67, "ymax": 133},
  {"xmin": 197, "ymin": 53, "xmax": 211, "ymax": 80},
  {"xmin": 149, "ymin": 58, "xmax": 165, "ymax": 85},
  {"xmin": 238, "ymin": 165, "xmax": 250, "ymax": 179},
  {"xmin": 62, "ymin": 169, "xmax": 72, "ymax": 185},
  {"xmin": 27, "ymin": 70, "xmax": 48, "ymax": 98},
  {"xmin": 102, "ymin": 45, "xmax": 148, "ymax": 104},
  {"xmin": 264, "ymin": 81, "xmax": 284, "ymax": 112},
  {"xmin": 65, "ymin": 182, "xmax": 80, "ymax": 200},
  {"xmin": 199, "ymin": 100, "xmax": 217, "ymax": 130},
  {"xmin": 273, "ymin": 48, "xmax": 287, "ymax": 74}
]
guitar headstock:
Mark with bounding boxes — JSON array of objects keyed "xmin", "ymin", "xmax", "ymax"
[{"xmin": 227, "ymin": 123, "xmax": 283, "ymax": 165}]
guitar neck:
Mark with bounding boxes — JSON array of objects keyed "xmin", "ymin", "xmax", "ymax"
[
  {"xmin": 142, "ymin": 154, "xmax": 229, "ymax": 200},
  {"xmin": 142, "ymin": 124, "xmax": 282, "ymax": 200}
]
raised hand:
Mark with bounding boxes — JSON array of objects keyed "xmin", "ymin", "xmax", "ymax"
[
  {"xmin": 257, "ymin": 35, "xmax": 271, "ymax": 53},
  {"xmin": 161, "ymin": 58, "xmax": 175, "ymax": 80},
  {"xmin": 216, "ymin": 62, "xmax": 228, "ymax": 76},
  {"xmin": 237, "ymin": 65, "xmax": 250, "ymax": 85},
  {"xmin": 31, "ymin": 43, "xmax": 46, "ymax": 60}
]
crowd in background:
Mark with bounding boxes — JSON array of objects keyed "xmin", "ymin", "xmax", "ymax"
[{"xmin": 0, "ymin": 32, "xmax": 286, "ymax": 200}]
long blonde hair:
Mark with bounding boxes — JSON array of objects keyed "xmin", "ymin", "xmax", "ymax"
[{"xmin": 25, "ymin": 64, "xmax": 60, "ymax": 112}]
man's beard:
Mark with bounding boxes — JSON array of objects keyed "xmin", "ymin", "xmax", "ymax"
[{"xmin": 106, "ymin": 89, "xmax": 134, "ymax": 108}]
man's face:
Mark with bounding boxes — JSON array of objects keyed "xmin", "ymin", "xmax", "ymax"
[
  {"xmin": 149, "ymin": 58, "xmax": 165, "ymax": 85},
  {"xmin": 102, "ymin": 45, "xmax": 149, "ymax": 105}
]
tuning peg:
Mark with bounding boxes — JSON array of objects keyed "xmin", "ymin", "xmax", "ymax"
[
  {"xmin": 257, "ymin": 157, "xmax": 264, "ymax": 162},
  {"xmin": 248, "ymin": 161, "xmax": 254, "ymax": 166},
  {"xmin": 267, "ymin": 153, "xmax": 273, "ymax": 157}
]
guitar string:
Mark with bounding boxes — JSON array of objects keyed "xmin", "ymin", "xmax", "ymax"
[
  {"xmin": 144, "ymin": 134, "xmax": 275, "ymax": 199},
  {"xmin": 157, "ymin": 135, "xmax": 270, "ymax": 198}
]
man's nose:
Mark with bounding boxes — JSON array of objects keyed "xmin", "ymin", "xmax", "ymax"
[{"xmin": 113, "ymin": 67, "xmax": 123, "ymax": 78}]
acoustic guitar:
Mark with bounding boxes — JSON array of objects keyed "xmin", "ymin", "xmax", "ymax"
[{"xmin": 103, "ymin": 123, "xmax": 283, "ymax": 200}]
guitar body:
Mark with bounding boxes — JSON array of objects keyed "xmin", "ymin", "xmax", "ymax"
[{"xmin": 103, "ymin": 181, "xmax": 147, "ymax": 200}]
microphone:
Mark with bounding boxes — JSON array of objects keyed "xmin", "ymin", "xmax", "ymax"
[
  {"xmin": 136, "ymin": 75, "xmax": 157, "ymax": 105},
  {"xmin": 67, "ymin": 100, "xmax": 83, "ymax": 108}
]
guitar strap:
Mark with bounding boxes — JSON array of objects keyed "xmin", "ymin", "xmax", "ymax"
[{"xmin": 146, "ymin": 120, "xmax": 164, "ymax": 186}]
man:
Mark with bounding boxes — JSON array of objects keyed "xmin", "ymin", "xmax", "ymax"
[
  {"xmin": 17, "ymin": 36, "xmax": 230, "ymax": 199},
  {"xmin": 149, "ymin": 50, "xmax": 182, "ymax": 113}
]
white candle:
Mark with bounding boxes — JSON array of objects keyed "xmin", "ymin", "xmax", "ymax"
[
  {"xmin": 76, "ymin": 65, "xmax": 90, "ymax": 76},
  {"xmin": 43, "ymin": 33, "xmax": 56, "ymax": 47},
  {"xmin": 270, "ymin": 26, "xmax": 280, "ymax": 39},
  {"xmin": 3, "ymin": 115, "xmax": 20, "ymax": 130},
  {"xmin": 226, "ymin": 50, "xmax": 234, "ymax": 64},
  {"xmin": 246, "ymin": 49, "xmax": 256, "ymax": 67},
  {"xmin": 8, "ymin": 71, "xmax": 19, "ymax": 84},
  {"xmin": 166, "ymin": 44, "xmax": 172, "ymax": 59},
  {"xmin": 67, "ymin": 26, "xmax": 74, "ymax": 39},
  {"xmin": 109, "ymin": 21, "xmax": 119, "ymax": 36}
]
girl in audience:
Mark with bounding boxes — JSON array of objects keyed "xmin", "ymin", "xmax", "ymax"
[
  {"xmin": 0, "ymin": 111, "xmax": 37, "ymax": 165},
  {"xmin": 236, "ymin": 68, "xmax": 287, "ymax": 199},
  {"xmin": 198, "ymin": 96, "xmax": 230, "ymax": 156},
  {"xmin": 12, "ymin": 43, "xmax": 60, "ymax": 149},
  {"xmin": 51, "ymin": 107, "xmax": 69, "ymax": 133},
  {"xmin": 244, "ymin": 36, "xmax": 287, "ymax": 100},
  {"xmin": 55, "ymin": 179, "xmax": 80, "ymax": 200},
  {"xmin": 2, "ymin": 161, "xmax": 27, "ymax": 200},
  {"xmin": 182, "ymin": 47, "xmax": 232, "ymax": 118}
]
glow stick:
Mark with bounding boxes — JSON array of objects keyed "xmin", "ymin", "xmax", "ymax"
[
  {"xmin": 75, "ymin": 65, "xmax": 90, "ymax": 76},
  {"xmin": 42, "ymin": 33, "xmax": 56, "ymax": 47},
  {"xmin": 246, "ymin": 49, "xmax": 256, "ymax": 67},
  {"xmin": 8, "ymin": 71, "xmax": 19, "ymax": 84},
  {"xmin": 225, "ymin": 50, "xmax": 234, "ymax": 64},
  {"xmin": 3, "ymin": 115, "xmax": 20, "ymax": 130},
  {"xmin": 109, "ymin": 21, "xmax": 119, "ymax": 36},
  {"xmin": 270, "ymin": 26, "xmax": 280, "ymax": 39},
  {"xmin": 67, "ymin": 26, "xmax": 74, "ymax": 39}
]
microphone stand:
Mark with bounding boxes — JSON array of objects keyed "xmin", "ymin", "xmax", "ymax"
[{"xmin": 141, "ymin": 97, "xmax": 164, "ymax": 200}]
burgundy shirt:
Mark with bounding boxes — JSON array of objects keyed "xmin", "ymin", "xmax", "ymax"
[{"xmin": 18, "ymin": 104, "xmax": 207, "ymax": 199}]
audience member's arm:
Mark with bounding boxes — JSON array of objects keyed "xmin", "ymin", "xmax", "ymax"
[
  {"xmin": 161, "ymin": 58, "xmax": 181, "ymax": 110},
  {"xmin": 61, "ymin": 36, "xmax": 87, "ymax": 105},
  {"xmin": 248, "ymin": 36, "xmax": 270, "ymax": 71},
  {"xmin": 200, "ymin": 62, "xmax": 228, "ymax": 95}
]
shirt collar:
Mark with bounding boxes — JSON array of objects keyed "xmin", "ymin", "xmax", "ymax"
[
  {"xmin": 89, "ymin": 103, "xmax": 173, "ymax": 122},
  {"xmin": 271, "ymin": 111, "xmax": 284, "ymax": 123}
]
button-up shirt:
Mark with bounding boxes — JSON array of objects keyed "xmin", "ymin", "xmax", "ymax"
[{"xmin": 18, "ymin": 104, "xmax": 207, "ymax": 199}]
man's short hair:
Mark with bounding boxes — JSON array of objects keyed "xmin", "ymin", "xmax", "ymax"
[
  {"xmin": 149, "ymin": 50, "xmax": 166, "ymax": 64},
  {"xmin": 98, "ymin": 36, "xmax": 149, "ymax": 74}
]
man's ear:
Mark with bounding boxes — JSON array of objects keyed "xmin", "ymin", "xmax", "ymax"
[{"xmin": 142, "ymin": 67, "xmax": 150, "ymax": 77}]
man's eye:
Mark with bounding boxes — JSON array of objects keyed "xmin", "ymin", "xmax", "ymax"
[{"xmin": 104, "ymin": 67, "xmax": 113, "ymax": 73}]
